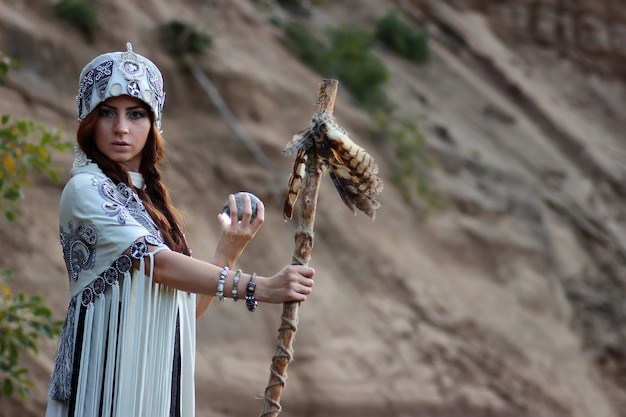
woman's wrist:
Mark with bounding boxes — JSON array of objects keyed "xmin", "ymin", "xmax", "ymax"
[
  {"xmin": 213, "ymin": 245, "xmax": 243, "ymax": 268},
  {"xmin": 211, "ymin": 266, "xmax": 260, "ymax": 309},
  {"xmin": 245, "ymin": 272, "xmax": 258, "ymax": 311},
  {"xmin": 216, "ymin": 266, "xmax": 229, "ymax": 302},
  {"xmin": 211, "ymin": 253, "xmax": 235, "ymax": 269}
]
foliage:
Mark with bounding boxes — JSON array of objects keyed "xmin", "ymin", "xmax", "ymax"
[
  {"xmin": 0, "ymin": 53, "xmax": 16, "ymax": 88},
  {"xmin": 160, "ymin": 20, "xmax": 213, "ymax": 56},
  {"xmin": 282, "ymin": 22, "xmax": 389, "ymax": 111},
  {"xmin": 276, "ymin": 0, "xmax": 315, "ymax": 16},
  {"xmin": 0, "ymin": 52, "xmax": 68, "ymax": 400},
  {"xmin": 281, "ymin": 20, "xmax": 435, "ymax": 207},
  {"xmin": 374, "ymin": 112, "xmax": 441, "ymax": 210},
  {"xmin": 375, "ymin": 10, "xmax": 429, "ymax": 64},
  {"xmin": 282, "ymin": 22, "xmax": 327, "ymax": 72},
  {"xmin": 325, "ymin": 25, "xmax": 390, "ymax": 111},
  {"xmin": 0, "ymin": 115, "xmax": 71, "ymax": 222},
  {"xmin": 52, "ymin": 0, "xmax": 100, "ymax": 43},
  {"xmin": 0, "ymin": 271, "xmax": 63, "ymax": 400}
]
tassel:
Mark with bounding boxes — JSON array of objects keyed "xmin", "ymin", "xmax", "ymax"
[
  {"xmin": 83, "ymin": 294, "xmax": 105, "ymax": 415},
  {"xmin": 48, "ymin": 297, "xmax": 77, "ymax": 401},
  {"xmin": 75, "ymin": 301, "xmax": 94, "ymax": 414},
  {"xmin": 101, "ymin": 282, "xmax": 120, "ymax": 417}
]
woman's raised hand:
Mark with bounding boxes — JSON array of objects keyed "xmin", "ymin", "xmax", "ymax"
[{"xmin": 214, "ymin": 193, "xmax": 265, "ymax": 266}]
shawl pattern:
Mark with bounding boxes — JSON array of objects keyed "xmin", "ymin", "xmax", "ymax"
[{"xmin": 46, "ymin": 163, "xmax": 196, "ymax": 417}]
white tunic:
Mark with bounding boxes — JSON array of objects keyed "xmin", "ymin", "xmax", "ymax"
[{"xmin": 46, "ymin": 163, "xmax": 196, "ymax": 417}]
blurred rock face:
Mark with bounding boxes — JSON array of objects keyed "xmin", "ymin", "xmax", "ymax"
[
  {"xmin": 478, "ymin": 0, "xmax": 626, "ymax": 75},
  {"xmin": 1, "ymin": 1, "xmax": 626, "ymax": 417}
]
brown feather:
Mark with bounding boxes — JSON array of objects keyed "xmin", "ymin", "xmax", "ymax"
[
  {"xmin": 322, "ymin": 122, "xmax": 383, "ymax": 219},
  {"xmin": 283, "ymin": 111, "xmax": 383, "ymax": 220},
  {"xmin": 283, "ymin": 148, "xmax": 307, "ymax": 220}
]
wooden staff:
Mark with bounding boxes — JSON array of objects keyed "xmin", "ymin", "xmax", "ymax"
[{"xmin": 261, "ymin": 79, "xmax": 382, "ymax": 416}]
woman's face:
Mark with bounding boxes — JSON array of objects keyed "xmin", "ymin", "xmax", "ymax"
[{"xmin": 94, "ymin": 95, "xmax": 152, "ymax": 172}]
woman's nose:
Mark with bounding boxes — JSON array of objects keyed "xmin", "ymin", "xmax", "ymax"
[{"xmin": 114, "ymin": 117, "xmax": 129, "ymax": 134}]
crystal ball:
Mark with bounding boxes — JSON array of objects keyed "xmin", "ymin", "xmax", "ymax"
[{"xmin": 222, "ymin": 192, "xmax": 260, "ymax": 222}]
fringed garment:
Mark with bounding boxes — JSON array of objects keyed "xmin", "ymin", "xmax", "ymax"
[{"xmin": 46, "ymin": 163, "xmax": 196, "ymax": 417}]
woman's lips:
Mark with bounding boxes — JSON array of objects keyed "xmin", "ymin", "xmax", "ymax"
[{"xmin": 111, "ymin": 142, "xmax": 130, "ymax": 151}]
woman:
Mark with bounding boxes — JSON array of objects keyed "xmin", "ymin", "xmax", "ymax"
[{"xmin": 45, "ymin": 43, "xmax": 315, "ymax": 417}]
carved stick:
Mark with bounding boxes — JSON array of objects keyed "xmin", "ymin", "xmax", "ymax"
[{"xmin": 261, "ymin": 79, "xmax": 338, "ymax": 417}]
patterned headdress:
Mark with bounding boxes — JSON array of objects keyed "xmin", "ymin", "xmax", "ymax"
[{"xmin": 76, "ymin": 42, "xmax": 165, "ymax": 130}]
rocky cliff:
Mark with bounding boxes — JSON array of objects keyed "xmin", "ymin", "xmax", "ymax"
[{"xmin": 1, "ymin": 0, "xmax": 626, "ymax": 416}]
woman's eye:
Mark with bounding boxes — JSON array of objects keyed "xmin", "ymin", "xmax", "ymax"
[
  {"xmin": 99, "ymin": 109, "xmax": 116, "ymax": 118},
  {"xmin": 128, "ymin": 110, "xmax": 147, "ymax": 119}
]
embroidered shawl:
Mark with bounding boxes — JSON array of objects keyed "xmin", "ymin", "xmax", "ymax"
[{"xmin": 46, "ymin": 163, "xmax": 196, "ymax": 417}]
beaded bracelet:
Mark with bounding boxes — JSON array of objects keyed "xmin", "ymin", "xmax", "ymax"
[
  {"xmin": 246, "ymin": 272, "xmax": 258, "ymax": 312},
  {"xmin": 216, "ymin": 266, "xmax": 229, "ymax": 302},
  {"xmin": 232, "ymin": 269, "xmax": 242, "ymax": 302}
]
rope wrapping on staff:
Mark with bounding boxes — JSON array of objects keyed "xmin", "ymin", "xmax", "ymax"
[
  {"xmin": 260, "ymin": 170, "xmax": 323, "ymax": 416},
  {"xmin": 262, "ymin": 307, "xmax": 299, "ymax": 413},
  {"xmin": 260, "ymin": 80, "xmax": 336, "ymax": 417},
  {"xmin": 260, "ymin": 79, "xmax": 381, "ymax": 416}
]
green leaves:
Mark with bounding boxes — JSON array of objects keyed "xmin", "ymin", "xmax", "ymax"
[
  {"xmin": 0, "ymin": 114, "xmax": 72, "ymax": 222},
  {"xmin": 0, "ymin": 53, "xmax": 15, "ymax": 88},
  {"xmin": 52, "ymin": 0, "xmax": 100, "ymax": 43},
  {"xmin": 375, "ymin": 10, "xmax": 429, "ymax": 64},
  {"xmin": 281, "ymin": 22, "xmax": 389, "ymax": 111},
  {"xmin": 374, "ymin": 112, "xmax": 441, "ymax": 211},
  {"xmin": 0, "ymin": 279, "xmax": 63, "ymax": 400},
  {"xmin": 325, "ymin": 25, "xmax": 390, "ymax": 111},
  {"xmin": 160, "ymin": 20, "xmax": 213, "ymax": 56},
  {"xmin": 0, "ymin": 50, "xmax": 68, "ymax": 400}
]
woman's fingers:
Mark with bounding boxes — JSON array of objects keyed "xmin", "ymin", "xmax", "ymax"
[
  {"xmin": 238, "ymin": 193, "xmax": 252, "ymax": 223},
  {"xmin": 252, "ymin": 200, "xmax": 265, "ymax": 226},
  {"xmin": 222, "ymin": 193, "xmax": 265, "ymax": 229},
  {"xmin": 272, "ymin": 265, "xmax": 315, "ymax": 302},
  {"xmin": 228, "ymin": 193, "xmax": 238, "ymax": 220},
  {"xmin": 291, "ymin": 265, "xmax": 315, "ymax": 279}
]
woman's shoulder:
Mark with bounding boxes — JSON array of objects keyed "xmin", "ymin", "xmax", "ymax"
[
  {"xmin": 59, "ymin": 165, "xmax": 123, "ymax": 224},
  {"xmin": 60, "ymin": 165, "xmax": 110, "ymax": 206},
  {"xmin": 64, "ymin": 164, "xmax": 108, "ymax": 188}
]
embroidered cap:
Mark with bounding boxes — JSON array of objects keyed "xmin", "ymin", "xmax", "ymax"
[{"xmin": 76, "ymin": 42, "xmax": 165, "ymax": 130}]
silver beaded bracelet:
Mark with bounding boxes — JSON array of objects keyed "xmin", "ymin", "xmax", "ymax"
[
  {"xmin": 232, "ymin": 269, "xmax": 242, "ymax": 302},
  {"xmin": 216, "ymin": 266, "xmax": 229, "ymax": 302}
]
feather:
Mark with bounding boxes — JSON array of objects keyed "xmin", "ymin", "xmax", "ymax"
[
  {"xmin": 283, "ymin": 107, "xmax": 383, "ymax": 220},
  {"xmin": 283, "ymin": 128, "xmax": 313, "ymax": 157},
  {"xmin": 323, "ymin": 122, "xmax": 383, "ymax": 219},
  {"xmin": 283, "ymin": 148, "xmax": 307, "ymax": 220}
]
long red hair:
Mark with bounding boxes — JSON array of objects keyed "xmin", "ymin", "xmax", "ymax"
[{"xmin": 77, "ymin": 107, "xmax": 191, "ymax": 256}]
